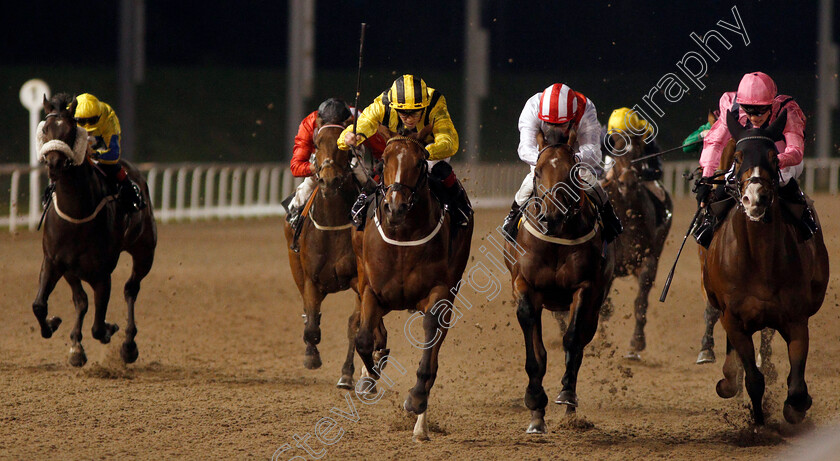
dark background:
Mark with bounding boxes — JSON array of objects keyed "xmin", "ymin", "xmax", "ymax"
[{"xmin": 0, "ymin": 0, "xmax": 836, "ymax": 164}]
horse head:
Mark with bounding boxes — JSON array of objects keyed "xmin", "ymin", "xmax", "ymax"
[
  {"xmin": 39, "ymin": 94, "xmax": 86, "ymax": 181},
  {"xmin": 313, "ymin": 114, "xmax": 353, "ymax": 195},
  {"xmin": 606, "ymin": 130, "xmax": 646, "ymax": 195},
  {"xmin": 533, "ymin": 126, "xmax": 584, "ymax": 234},
  {"xmin": 726, "ymin": 108, "xmax": 787, "ymax": 222},
  {"xmin": 380, "ymin": 125, "xmax": 433, "ymax": 225}
]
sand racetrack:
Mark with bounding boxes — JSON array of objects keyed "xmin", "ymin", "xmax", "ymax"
[{"xmin": 1, "ymin": 197, "xmax": 839, "ymax": 460}]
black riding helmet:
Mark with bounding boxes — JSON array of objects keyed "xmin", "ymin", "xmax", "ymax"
[{"xmin": 317, "ymin": 98, "xmax": 352, "ymax": 125}]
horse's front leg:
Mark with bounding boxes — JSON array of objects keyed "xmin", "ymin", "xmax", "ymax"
[
  {"xmin": 302, "ymin": 280, "xmax": 325, "ymax": 370},
  {"xmin": 757, "ymin": 328, "xmax": 777, "ymax": 384},
  {"xmin": 626, "ymin": 256, "xmax": 658, "ymax": 360},
  {"xmin": 337, "ymin": 295, "xmax": 361, "ymax": 389},
  {"xmin": 404, "ymin": 286, "xmax": 451, "ymax": 441},
  {"xmin": 515, "ymin": 285, "xmax": 548, "ymax": 434},
  {"xmin": 32, "ymin": 258, "xmax": 64, "ymax": 339},
  {"xmin": 719, "ymin": 311, "xmax": 764, "ymax": 425},
  {"xmin": 355, "ymin": 285, "xmax": 384, "ymax": 382},
  {"xmin": 90, "ymin": 276, "xmax": 119, "ymax": 344},
  {"xmin": 121, "ymin": 249, "xmax": 154, "ymax": 364},
  {"xmin": 697, "ymin": 302, "xmax": 720, "ymax": 364},
  {"xmin": 779, "ymin": 322, "xmax": 812, "ymax": 424},
  {"xmin": 557, "ymin": 285, "xmax": 599, "ymax": 414},
  {"xmin": 63, "ymin": 274, "xmax": 89, "ymax": 367}
]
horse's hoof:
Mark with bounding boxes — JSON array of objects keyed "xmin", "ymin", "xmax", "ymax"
[
  {"xmin": 624, "ymin": 350, "xmax": 642, "ymax": 361},
  {"xmin": 68, "ymin": 346, "xmax": 87, "ymax": 368},
  {"xmin": 555, "ymin": 390, "xmax": 578, "ymax": 407},
  {"xmin": 716, "ymin": 378, "xmax": 738, "ymax": 399},
  {"xmin": 630, "ymin": 335, "xmax": 646, "ymax": 352},
  {"xmin": 94, "ymin": 323, "xmax": 119, "ymax": 344},
  {"xmin": 40, "ymin": 316, "xmax": 62, "ymax": 338},
  {"xmin": 783, "ymin": 404, "xmax": 807, "ymax": 424},
  {"xmin": 336, "ymin": 375, "xmax": 354, "ymax": 390},
  {"xmin": 120, "ymin": 341, "xmax": 139, "ymax": 364},
  {"xmin": 303, "ymin": 353, "xmax": 322, "ymax": 370},
  {"xmin": 696, "ymin": 349, "xmax": 716, "ymax": 364},
  {"xmin": 526, "ymin": 419, "xmax": 547, "ymax": 434}
]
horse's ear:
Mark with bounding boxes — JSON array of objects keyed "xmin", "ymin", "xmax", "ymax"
[
  {"xmin": 378, "ymin": 125, "xmax": 396, "ymax": 141},
  {"xmin": 766, "ymin": 109, "xmax": 787, "ymax": 142},
  {"xmin": 536, "ymin": 131, "xmax": 545, "ymax": 150},
  {"xmin": 767, "ymin": 148, "xmax": 779, "ymax": 171},
  {"xmin": 726, "ymin": 108, "xmax": 746, "ymax": 140},
  {"xmin": 67, "ymin": 96, "xmax": 77, "ymax": 117},
  {"xmin": 567, "ymin": 126, "xmax": 577, "ymax": 148},
  {"xmin": 417, "ymin": 123, "xmax": 434, "ymax": 141},
  {"xmin": 43, "ymin": 95, "xmax": 53, "ymax": 114}
]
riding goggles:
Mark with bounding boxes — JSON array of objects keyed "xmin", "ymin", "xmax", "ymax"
[
  {"xmin": 396, "ymin": 108, "xmax": 422, "ymax": 116},
  {"xmin": 741, "ymin": 105, "xmax": 771, "ymax": 116},
  {"xmin": 75, "ymin": 115, "xmax": 101, "ymax": 126}
]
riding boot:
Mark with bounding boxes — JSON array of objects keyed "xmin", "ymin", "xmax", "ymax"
[
  {"xmin": 102, "ymin": 164, "xmax": 145, "ymax": 212},
  {"xmin": 287, "ymin": 205, "xmax": 304, "ymax": 252},
  {"xmin": 502, "ymin": 201, "xmax": 522, "ymax": 244},
  {"xmin": 350, "ymin": 192, "xmax": 374, "ymax": 231},
  {"xmin": 779, "ymin": 178, "xmax": 817, "ymax": 240},
  {"xmin": 584, "ymin": 184, "xmax": 622, "ymax": 243},
  {"xmin": 447, "ymin": 180, "xmax": 472, "ymax": 227},
  {"xmin": 639, "ymin": 155, "xmax": 664, "ymax": 181},
  {"xmin": 692, "ymin": 208, "xmax": 716, "ymax": 249}
]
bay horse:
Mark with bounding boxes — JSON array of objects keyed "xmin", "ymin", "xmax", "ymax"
[
  {"xmin": 283, "ymin": 118, "xmax": 375, "ymax": 389},
  {"xmin": 506, "ymin": 128, "xmax": 614, "ymax": 434},
  {"xmin": 701, "ymin": 109, "xmax": 829, "ymax": 425},
  {"xmin": 33, "ymin": 94, "xmax": 157, "ymax": 367},
  {"xmin": 352, "ymin": 126, "xmax": 474, "ymax": 441},
  {"xmin": 601, "ymin": 131, "xmax": 673, "ymax": 360}
]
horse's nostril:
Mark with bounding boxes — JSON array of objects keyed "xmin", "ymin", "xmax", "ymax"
[{"xmin": 742, "ymin": 196, "xmax": 751, "ymax": 206}]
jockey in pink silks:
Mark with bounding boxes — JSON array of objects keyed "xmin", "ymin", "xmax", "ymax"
[{"xmin": 692, "ymin": 71, "xmax": 816, "ymax": 247}]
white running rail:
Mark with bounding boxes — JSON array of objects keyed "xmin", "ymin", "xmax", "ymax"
[{"xmin": 3, "ymin": 160, "xmax": 840, "ymax": 232}]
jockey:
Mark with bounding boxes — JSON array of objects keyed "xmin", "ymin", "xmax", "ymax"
[
  {"xmin": 502, "ymin": 83, "xmax": 622, "ymax": 243},
  {"xmin": 682, "ymin": 109, "xmax": 719, "ymax": 154},
  {"xmin": 339, "ymin": 74, "xmax": 472, "ymax": 229},
  {"xmin": 283, "ymin": 97, "xmax": 386, "ymax": 251},
  {"xmin": 693, "ymin": 71, "xmax": 815, "ymax": 246},
  {"xmin": 74, "ymin": 93, "xmax": 145, "ymax": 211}
]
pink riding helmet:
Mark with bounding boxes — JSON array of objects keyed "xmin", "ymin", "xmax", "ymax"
[{"xmin": 735, "ymin": 72, "xmax": 777, "ymax": 105}]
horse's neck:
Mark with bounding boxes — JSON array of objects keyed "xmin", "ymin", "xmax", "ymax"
[
  {"xmin": 54, "ymin": 163, "xmax": 105, "ymax": 214},
  {"xmin": 312, "ymin": 178, "xmax": 355, "ymax": 225},
  {"xmin": 728, "ymin": 203, "xmax": 789, "ymax": 268}
]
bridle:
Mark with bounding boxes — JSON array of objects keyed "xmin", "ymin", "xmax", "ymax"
[
  {"xmin": 728, "ymin": 135, "xmax": 779, "ymax": 213},
  {"xmin": 312, "ymin": 124, "xmax": 352, "ymax": 182},
  {"xmin": 531, "ymin": 144, "xmax": 585, "ymax": 227},
  {"xmin": 382, "ymin": 136, "xmax": 429, "ymax": 212}
]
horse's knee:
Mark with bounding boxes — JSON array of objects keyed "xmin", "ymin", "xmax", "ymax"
[
  {"xmin": 124, "ymin": 280, "xmax": 140, "ymax": 299},
  {"xmin": 524, "ymin": 386, "xmax": 548, "ymax": 411},
  {"xmin": 355, "ymin": 331, "xmax": 374, "ymax": 356},
  {"xmin": 516, "ymin": 297, "xmax": 534, "ymax": 325}
]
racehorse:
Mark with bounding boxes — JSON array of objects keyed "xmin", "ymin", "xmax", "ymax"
[
  {"xmin": 701, "ymin": 109, "xmax": 829, "ymax": 425},
  {"xmin": 601, "ymin": 131, "xmax": 673, "ymax": 360},
  {"xmin": 352, "ymin": 126, "xmax": 474, "ymax": 441},
  {"xmin": 505, "ymin": 128, "xmax": 614, "ymax": 434},
  {"xmin": 32, "ymin": 94, "xmax": 157, "ymax": 367},
  {"xmin": 284, "ymin": 118, "xmax": 375, "ymax": 388}
]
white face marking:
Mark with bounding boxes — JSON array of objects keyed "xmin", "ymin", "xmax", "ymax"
[
  {"xmin": 550, "ymin": 158, "xmax": 559, "ymax": 168},
  {"xmin": 742, "ymin": 166, "xmax": 765, "ymax": 221}
]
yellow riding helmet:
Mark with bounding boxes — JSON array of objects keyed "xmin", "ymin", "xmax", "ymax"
[
  {"xmin": 607, "ymin": 107, "xmax": 653, "ymax": 139},
  {"xmin": 74, "ymin": 93, "xmax": 104, "ymax": 130},
  {"xmin": 387, "ymin": 75, "xmax": 430, "ymax": 110}
]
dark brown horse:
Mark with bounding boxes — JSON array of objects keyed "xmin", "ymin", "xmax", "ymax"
[
  {"xmin": 601, "ymin": 132, "xmax": 673, "ymax": 359},
  {"xmin": 505, "ymin": 128, "xmax": 614, "ymax": 434},
  {"xmin": 701, "ymin": 109, "xmax": 829, "ymax": 425},
  {"xmin": 33, "ymin": 94, "xmax": 156, "ymax": 367},
  {"xmin": 352, "ymin": 126, "xmax": 473, "ymax": 440},
  {"xmin": 283, "ymin": 119, "xmax": 371, "ymax": 388}
]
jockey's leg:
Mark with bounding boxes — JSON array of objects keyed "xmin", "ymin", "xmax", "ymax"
[
  {"xmin": 503, "ymin": 168, "xmax": 534, "ymax": 243},
  {"xmin": 778, "ymin": 167, "xmax": 816, "ymax": 239},
  {"xmin": 692, "ymin": 170, "xmax": 731, "ymax": 249},
  {"xmin": 99, "ymin": 162, "xmax": 145, "ymax": 212},
  {"xmin": 286, "ymin": 176, "xmax": 316, "ymax": 252},
  {"xmin": 429, "ymin": 159, "xmax": 472, "ymax": 227},
  {"xmin": 349, "ymin": 158, "xmax": 382, "ymax": 232},
  {"xmin": 581, "ymin": 180, "xmax": 623, "ymax": 243}
]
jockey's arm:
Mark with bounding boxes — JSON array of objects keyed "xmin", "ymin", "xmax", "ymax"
[
  {"xmin": 699, "ymin": 116, "xmax": 731, "ymax": 177},
  {"xmin": 778, "ymin": 106, "xmax": 806, "ymax": 169},
  {"xmin": 339, "ymin": 96, "xmax": 385, "ymax": 151},
  {"xmin": 291, "ymin": 111, "xmax": 317, "ymax": 177},
  {"xmin": 575, "ymin": 100, "xmax": 603, "ymax": 170},
  {"xmin": 517, "ymin": 93, "xmax": 542, "ymax": 166},
  {"xmin": 425, "ymin": 95, "xmax": 459, "ymax": 161}
]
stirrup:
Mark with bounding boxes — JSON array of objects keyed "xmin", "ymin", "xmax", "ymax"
[
  {"xmin": 693, "ymin": 212, "xmax": 714, "ymax": 248},
  {"xmin": 502, "ymin": 213, "xmax": 520, "ymax": 243}
]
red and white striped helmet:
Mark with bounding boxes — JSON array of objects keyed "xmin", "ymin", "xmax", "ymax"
[{"xmin": 538, "ymin": 83, "xmax": 585, "ymax": 124}]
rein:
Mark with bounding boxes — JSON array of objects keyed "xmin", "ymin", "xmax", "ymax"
[{"xmin": 50, "ymin": 192, "xmax": 117, "ymax": 224}]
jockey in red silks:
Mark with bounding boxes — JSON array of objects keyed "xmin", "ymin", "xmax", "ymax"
[
  {"xmin": 283, "ymin": 98, "xmax": 386, "ymax": 249},
  {"xmin": 693, "ymin": 71, "xmax": 816, "ymax": 246}
]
